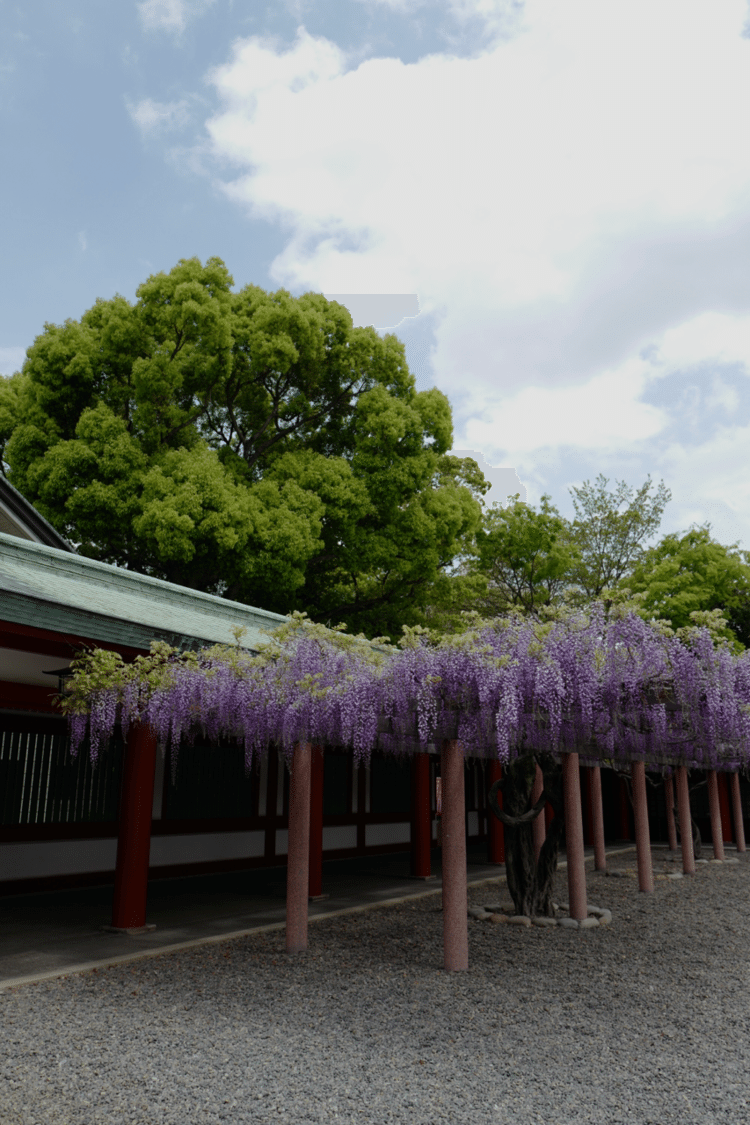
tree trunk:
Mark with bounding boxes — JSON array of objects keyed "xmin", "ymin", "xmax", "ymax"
[{"xmin": 488, "ymin": 752, "xmax": 564, "ymax": 917}]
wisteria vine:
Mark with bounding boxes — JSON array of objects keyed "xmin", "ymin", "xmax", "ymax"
[{"xmin": 61, "ymin": 608, "xmax": 750, "ymax": 770}]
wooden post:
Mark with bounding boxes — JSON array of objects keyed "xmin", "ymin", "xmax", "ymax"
[
  {"xmin": 410, "ymin": 751, "xmax": 432, "ymax": 877},
  {"xmin": 665, "ymin": 775, "xmax": 678, "ymax": 851},
  {"xmin": 111, "ymin": 724, "xmax": 158, "ymax": 932},
  {"xmin": 591, "ymin": 765, "xmax": 606, "ymax": 871},
  {"xmin": 717, "ymin": 773, "xmax": 732, "ymax": 843},
  {"xmin": 631, "ymin": 761, "xmax": 654, "ymax": 892},
  {"xmin": 562, "ymin": 752, "xmax": 587, "ymax": 922},
  {"xmin": 308, "ymin": 745, "xmax": 324, "ymax": 898},
  {"xmin": 676, "ymin": 765, "xmax": 695, "ymax": 875},
  {"xmin": 730, "ymin": 772, "xmax": 746, "ymax": 852},
  {"xmin": 531, "ymin": 763, "xmax": 546, "ymax": 862},
  {"xmin": 286, "ymin": 742, "xmax": 312, "ymax": 954},
  {"xmin": 487, "ymin": 760, "xmax": 505, "ymax": 863},
  {"xmin": 441, "ymin": 739, "xmax": 469, "ymax": 972}
]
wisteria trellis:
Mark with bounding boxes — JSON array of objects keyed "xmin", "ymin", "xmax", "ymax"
[{"xmin": 62, "ymin": 609, "xmax": 750, "ymax": 771}]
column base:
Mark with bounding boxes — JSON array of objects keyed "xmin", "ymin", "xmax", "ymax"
[{"xmin": 103, "ymin": 923, "xmax": 156, "ymax": 935}]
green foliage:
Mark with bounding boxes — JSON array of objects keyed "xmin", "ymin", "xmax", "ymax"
[
  {"xmin": 567, "ymin": 474, "xmax": 671, "ymax": 598},
  {"xmin": 471, "ymin": 494, "xmax": 578, "ymax": 615},
  {"xmin": 0, "ymin": 258, "xmax": 483, "ymax": 639},
  {"xmin": 624, "ymin": 526, "xmax": 750, "ymax": 649}
]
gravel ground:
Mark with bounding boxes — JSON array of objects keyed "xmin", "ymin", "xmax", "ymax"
[{"xmin": 2, "ymin": 848, "xmax": 750, "ymax": 1125}]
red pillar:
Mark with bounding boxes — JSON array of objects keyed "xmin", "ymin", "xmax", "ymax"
[
  {"xmin": 562, "ymin": 752, "xmax": 587, "ymax": 922},
  {"xmin": 591, "ymin": 765, "xmax": 606, "ymax": 871},
  {"xmin": 308, "ymin": 745, "xmax": 324, "ymax": 898},
  {"xmin": 730, "ymin": 772, "xmax": 747, "ymax": 852},
  {"xmin": 410, "ymin": 751, "xmax": 432, "ymax": 877},
  {"xmin": 487, "ymin": 760, "xmax": 505, "ymax": 863},
  {"xmin": 286, "ymin": 742, "xmax": 312, "ymax": 954},
  {"xmin": 441, "ymin": 740, "xmax": 468, "ymax": 972},
  {"xmin": 111, "ymin": 724, "xmax": 158, "ymax": 932},
  {"xmin": 631, "ymin": 761, "xmax": 654, "ymax": 892},
  {"xmin": 676, "ymin": 764, "xmax": 695, "ymax": 875},
  {"xmin": 707, "ymin": 770, "xmax": 725, "ymax": 861},
  {"xmin": 717, "ymin": 773, "xmax": 732, "ymax": 843},
  {"xmin": 665, "ymin": 775, "xmax": 678, "ymax": 851},
  {"xmin": 531, "ymin": 763, "xmax": 546, "ymax": 862},
  {"xmin": 618, "ymin": 777, "xmax": 631, "ymax": 840}
]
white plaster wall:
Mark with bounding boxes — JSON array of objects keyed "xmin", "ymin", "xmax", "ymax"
[
  {"xmin": 0, "ymin": 831, "xmax": 266, "ymax": 882},
  {"xmin": 322, "ymin": 825, "xmax": 357, "ymax": 850}
]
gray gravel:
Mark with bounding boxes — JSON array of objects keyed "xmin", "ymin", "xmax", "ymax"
[{"xmin": 3, "ymin": 849, "xmax": 750, "ymax": 1124}]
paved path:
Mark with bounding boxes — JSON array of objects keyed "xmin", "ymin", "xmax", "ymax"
[{"xmin": 0, "ymin": 844, "xmax": 635, "ymax": 989}]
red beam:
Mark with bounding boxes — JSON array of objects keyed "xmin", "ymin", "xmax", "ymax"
[{"xmin": 0, "ymin": 679, "xmax": 61, "ymax": 714}]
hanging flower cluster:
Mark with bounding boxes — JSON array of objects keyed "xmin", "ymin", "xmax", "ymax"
[{"xmin": 61, "ymin": 608, "xmax": 750, "ymax": 769}]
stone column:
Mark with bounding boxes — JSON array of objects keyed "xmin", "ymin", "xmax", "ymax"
[
  {"xmin": 730, "ymin": 772, "xmax": 747, "ymax": 853},
  {"xmin": 286, "ymin": 742, "xmax": 312, "ymax": 954},
  {"xmin": 308, "ymin": 745, "xmax": 325, "ymax": 899},
  {"xmin": 665, "ymin": 775, "xmax": 678, "ymax": 852},
  {"xmin": 591, "ymin": 765, "xmax": 606, "ymax": 871},
  {"xmin": 111, "ymin": 723, "xmax": 158, "ymax": 932},
  {"xmin": 676, "ymin": 764, "xmax": 695, "ymax": 875},
  {"xmin": 441, "ymin": 739, "xmax": 469, "ymax": 972},
  {"xmin": 631, "ymin": 761, "xmax": 654, "ymax": 892},
  {"xmin": 707, "ymin": 770, "xmax": 725, "ymax": 862},
  {"xmin": 410, "ymin": 751, "xmax": 432, "ymax": 877},
  {"xmin": 562, "ymin": 752, "xmax": 587, "ymax": 922},
  {"xmin": 487, "ymin": 760, "xmax": 505, "ymax": 864},
  {"xmin": 531, "ymin": 763, "xmax": 546, "ymax": 862}
]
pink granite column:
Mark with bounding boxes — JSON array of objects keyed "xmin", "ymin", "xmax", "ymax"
[
  {"xmin": 441, "ymin": 739, "xmax": 469, "ymax": 972},
  {"xmin": 562, "ymin": 752, "xmax": 587, "ymax": 922},
  {"xmin": 707, "ymin": 770, "xmax": 725, "ymax": 861},
  {"xmin": 631, "ymin": 761, "xmax": 654, "ymax": 892},
  {"xmin": 728, "ymin": 774, "xmax": 746, "ymax": 850},
  {"xmin": 676, "ymin": 765, "xmax": 695, "ymax": 875},
  {"xmin": 730, "ymin": 772, "xmax": 747, "ymax": 852},
  {"xmin": 665, "ymin": 775, "xmax": 678, "ymax": 852},
  {"xmin": 591, "ymin": 765, "xmax": 606, "ymax": 871},
  {"xmin": 717, "ymin": 773, "xmax": 732, "ymax": 842},
  {"xmin": 531, "ymin": 763, "xmax": 546, "ymax": 862},
  {"xmin": 286, "ymin": 742, "xmax": 312, "ymax": 954}
]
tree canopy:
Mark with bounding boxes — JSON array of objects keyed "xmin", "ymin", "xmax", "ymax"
[{"xmin": 0, "ymin": 257, "xmax": 485, "ymax": 638}]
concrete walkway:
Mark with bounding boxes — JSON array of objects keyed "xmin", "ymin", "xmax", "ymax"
[{"xmin": 0, "ymin": 844, "xmax": 634, "ymax": 990}]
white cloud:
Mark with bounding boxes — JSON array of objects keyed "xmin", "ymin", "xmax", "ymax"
[
  {"xmin": 196, "ymin": 1, "xmax": 750, "ymax": 545},
  {"xmin": 137, "ymin": 0, "xmax": 214, "ymax": 35},
  {"xmin": 127, "ymin": 97, "xmax": 191, "ymax": 134},
  {"xmin": 0, "ymin": 347, "xmax": 25, "ymax": 377}
]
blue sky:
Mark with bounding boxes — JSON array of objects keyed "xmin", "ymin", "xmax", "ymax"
[{"xmin": 3, "ymin": 0, "xmax": 750, "ymax": 549}]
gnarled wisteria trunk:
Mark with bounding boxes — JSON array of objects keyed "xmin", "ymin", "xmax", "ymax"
[{"xmin": 488, "ymin": 751, "xmax": 564, "ymax": 917}]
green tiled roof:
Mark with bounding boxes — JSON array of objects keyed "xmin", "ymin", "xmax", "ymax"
[{"xmin": 0, "ymin": 533, "xmax": 287, "ymax": 653}]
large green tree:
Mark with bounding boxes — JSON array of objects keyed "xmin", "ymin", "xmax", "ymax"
[
  {"xmin": 624, "ymin": 526, "xmax": 750, "ymax": 648},
  {"xmin": 0, "ymin": 257, "xmax": 484, "ymax": 638}
]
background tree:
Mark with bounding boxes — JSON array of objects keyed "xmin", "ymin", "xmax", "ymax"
[
  {"xmin": 470, "ymin": 493, "xmax": 578, "ymax": 616},
  {"xmin": 0, "ymin": 257, "xmax": 484, "ymax": 639},
  {"xmin": 624, "ymin": 526, "xmax": 750, "ymax": 649},
  {"xmin": 567, "ymin": 474, "xmax": 671, "ymax": 599}
]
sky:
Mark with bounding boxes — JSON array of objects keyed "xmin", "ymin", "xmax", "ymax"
[{"xmin": 3, "ymin": 0, "xmax": 750, "ymax": 546}]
